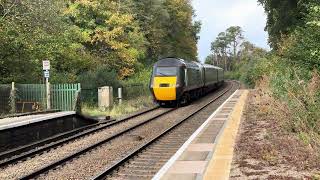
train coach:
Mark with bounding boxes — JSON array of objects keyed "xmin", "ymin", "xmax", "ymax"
[{"xmin": 150, "ymin": 57, "xmax": 224, "ymax": 106}]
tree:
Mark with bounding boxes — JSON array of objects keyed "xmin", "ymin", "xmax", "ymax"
[
  {"xmin": 226, "ymin": 26, "xmax": 244, "ymax": 63},
  {"xmin": 205, "ymin": 54, "xmax": 214, "ymax": 65},
  {"xmin": 239, "ymin": 41, "xmax": 267, "ymax": 62},
  {"xmin": 64, "ymin": 0, "xmax": 146, "ymax": 78},
  {"xmin": 0, "ymin": 0, "xmax": 201, "ymax": 83},
  {"xmin": 280, "ymin": 4, "xmax": 320, "ymax": 70},
  {"xmin": 258, "ymin": 0, "xmax": 318, "ymax": 49},
  {"xmin": 162, "ymin": 0, "xmax": 200, "ymax": 61},
  {"xmin": 211, "ymin": 32, "xmax": 230, "ymax": 70},
  {"xmin": 132, "ymin": 0, "xmax": 170, "ymax": 63},
  {"xmin": 0, "ymin": 0, "xmax": 92, "ymax": 83}
]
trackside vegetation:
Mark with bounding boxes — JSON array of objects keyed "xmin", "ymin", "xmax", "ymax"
[
  {"xmin": 257, "ymin": 0, "xmax": 320, "ymax": 150},
  {"xmin": 0, "ymin": 0, "xmax": 200, "ymax": 83},
  {"xmin": 0, "ymin": 0, "xmax": 200, "ymax": 116},
  {"xmin": 207, "ymin": 1, "xmax": 320, "ymax": 152}
]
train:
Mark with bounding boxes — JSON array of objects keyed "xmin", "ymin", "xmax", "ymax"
[{"xmin": 150, "ymin": 57, "xmax": 224, "ymax": 106}]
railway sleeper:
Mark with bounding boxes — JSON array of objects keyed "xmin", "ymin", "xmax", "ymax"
[
  {"xmin": 130, "ymin": 158, "xmax": 168, "ymax": 163},
  {"xmin": 110, "ymin": 173, "xmax": 154, "ymax": 179},
  {"xmin": 128, "ymin": 161, "xmax": 165, "ymax": 166},
  {"xmin": 116, "ymin": 168, "xmax": 158, "ymax": 175},
  {"xmin": 121, "ymin": 165, "xmax": 160, "ymax": 171},
  {"xmin": 140, "ymin": 151, "xmax": 174, "ymax": 155},
  {"xmin": 137, "ymin": 154, "xmax": 172, "ymax": 159},
  {"xmin": 145, "ymin": 150, "xmax": 177, "ymax": 154}
]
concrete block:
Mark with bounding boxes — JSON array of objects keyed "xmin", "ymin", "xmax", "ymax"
[{"xmin": 98, "ymin": 86, "xmax": 113, "ymax": 109}]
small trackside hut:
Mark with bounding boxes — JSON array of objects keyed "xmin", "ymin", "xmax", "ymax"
[{"xmin": 150, "ymin": 57, "xmax": 224, "ymax": 107}]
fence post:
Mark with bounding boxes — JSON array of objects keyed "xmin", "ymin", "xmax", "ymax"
[
  {"xmin": 118, "ymin": 87, "xmax": 122, "ymax": 104},
  {"xmin": 46, "ymin": 79, "xmax": 51, "ymax": 110},
  {"xmin": 10, "ymin": 82, "xmax": 16, "ymax": 113},
  {"xmin": 75, "ymin": 83, "xmax": 81, "ymax": 113},
  {"xmin": 74, "ymin": 90, "xmax": 81, "ymax": 113}
]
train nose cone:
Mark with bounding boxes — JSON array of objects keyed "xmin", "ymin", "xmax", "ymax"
[{"xmin": 152, "ymin": 77, "xmax": 177, "ymax": 101}]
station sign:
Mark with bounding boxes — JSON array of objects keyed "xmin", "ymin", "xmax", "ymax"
[
  {"xmin": 44, "ymin": 70, "xmax": 50, "ymax": 78},
  {"xmin": 42, "ymin": 60, "xmax": 50, "ymax": 70}
]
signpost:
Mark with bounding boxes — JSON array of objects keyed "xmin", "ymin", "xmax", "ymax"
[{"xmin": 43, "ymin": 60, "xmax": 51, "ymax": 109}]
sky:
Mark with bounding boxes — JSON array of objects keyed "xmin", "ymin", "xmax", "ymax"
[{"xmin": 192, "ymin": 0, "xmax": 270, "ymax": 62}]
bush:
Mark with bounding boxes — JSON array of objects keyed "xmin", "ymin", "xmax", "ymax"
[
  {"xmin": 77, "ymin": 66, "xmax": 122, "ymax": 105},
  {"xmin": 225, "ymin": 56, "xmax": 269, "ymax": 88},
  {"xmin": 120, "ymin": 68, "xmax": 152, "ymax": 100},
  {"xmin": 77, "ymin": 67, "xmax": 121, "ymax": 89}
]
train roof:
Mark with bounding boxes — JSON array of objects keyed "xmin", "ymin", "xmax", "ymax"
[
  {"xmin": 155, "ymin": 58, "xmax": 187, "ymax": 67},
  {"xmin": 202, "ymin": 63, "xmax": 224, "ymax": 70},
  {"xmin": 155, "ymin": 57, "xmax": 223, "ymax": 70}
]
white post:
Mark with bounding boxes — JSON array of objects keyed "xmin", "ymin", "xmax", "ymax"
[
  {"xmin": 118, "ymin": 87, "xmax": 122, "ymax": 104},
  {"xmin": 10, "ymin": 82, "xmax": 16, "ymax": 113},
  {"xmin": 46, "ymin": 78, "xmax": 51, "ymax": 110}
]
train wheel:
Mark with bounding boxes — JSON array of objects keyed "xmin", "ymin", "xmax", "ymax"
[{"xmin": 179, "ymin": 94, "xmax": 188, "ymax": 106}]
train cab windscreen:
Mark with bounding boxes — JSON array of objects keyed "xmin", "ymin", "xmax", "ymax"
[{"xmin": 155, "ymin": 67, "xmax": 178, "ymax": 76}]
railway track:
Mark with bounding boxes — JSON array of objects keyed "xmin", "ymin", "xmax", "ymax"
[
  {"xmin": 0, "ymin": 82, "xmax": 237, "ymax": 179},
  {"xmin": 0, "ymin": 116, "xmax": 114, "ymax": 162},
  {"xmin": 93, "ymin": 81, "xmax": 239, "ymax": 180},
  {"xmin": 0, "ymin": 106, "xmax": 172, "ymax": 179},
  {"xmin": 0, "ymin": 106, "xmax": 162, "ymax": 167}
]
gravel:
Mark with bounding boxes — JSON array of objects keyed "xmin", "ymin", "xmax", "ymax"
[
  {"xmin": 39, "ymin": 82, "xmax": 238, "ymax": 179},
  {"xmin": 108, "ymin": 82, "xmax": 239, "ymax": 179},
  {"xmin": 0, "ymin": 82, "xmax": 238, "ymax": 179},
  {"xmin": 0, "ymin": 108, "xmax": 167, "ymax": 179}
]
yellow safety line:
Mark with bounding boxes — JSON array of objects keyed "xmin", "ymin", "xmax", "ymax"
[{"xmin": 204, "ymin": 90, "xmax": 249, "ymax": 180}]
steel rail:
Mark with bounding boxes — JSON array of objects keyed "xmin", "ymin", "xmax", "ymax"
[
  {"xmin": 19, "ymin": 107, "xmax": 175, "ymax": 180},
  {"xmin": 0, "ymin": 106, "xmax": 159, "ymax": 168},
  {"xmin": 93, "ymin": 82, "xmax": 237, "ymax": 180},
  {"xmin": 0, "ymin": 117, "xmax": 113, "ymax": 161}
]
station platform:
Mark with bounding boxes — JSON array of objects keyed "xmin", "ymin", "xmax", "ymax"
[
  {"xmin": 0, "ymin": 111, "xmax": 75, "ymax": 131},
  {"xmin": 153, "ymin": 90, "xmax": 249, "ymax": 180}
]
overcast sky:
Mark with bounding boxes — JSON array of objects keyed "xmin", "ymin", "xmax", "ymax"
[{"xmin": 192, "ymin": 0, "xmax": 270, "ymax": 62}]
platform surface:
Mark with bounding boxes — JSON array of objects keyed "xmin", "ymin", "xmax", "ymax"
[
  {"xmin": 0, "ymin": 111, "xmax": 75, "ymax": 131},
  {"xmin": 153, "ymin": 90, "xmax": 249, "ymax": 180}
]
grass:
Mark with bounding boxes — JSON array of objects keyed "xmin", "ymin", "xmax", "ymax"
[{"xmin": 81, "ymin": 95, "xmax": 155, "ymax": 118}]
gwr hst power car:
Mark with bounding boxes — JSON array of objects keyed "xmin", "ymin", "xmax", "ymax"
[{"xmin": 150, "ymin": 57, "xmax": 224, "ymax": 106}]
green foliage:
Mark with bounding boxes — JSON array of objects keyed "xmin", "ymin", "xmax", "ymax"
[
  {"xmin": 162, "ymin": 0, "xmax": 200, "ymax": 61},
  {"xmin": 225, "ymin": 55, "xmax": 269, "ymax": 88},
  {"xmin": 266, "ymin": 58, "xmax": 320, "ymax": 136},
  {"xmin": 77, "ymin": 67, "xmax": 121, "ymax": 89},
  {"xmin": 121, "ymin": 68, "xmax": 152, "ymax": 100},
  {"xmin": 205, "ymin": 54, "xmax": 214, "ymax": 65},
  {"xmin": 254, "ymin": 2, "xmax": 320, "ymax": 145},
  {"xmin": 279, "ymin": 5, "xmax": 320, "ymax": 70},
  {"xmin": 209, "ymin": 26, "xmax": 244, "ymax": 71},
  {"xmin": 122, "ymin": 68, "xmax": 152, "ymax": 86},
  {"xmin": 226, "ymin": 26, "xmax": 244, "ymax": 62},
  {"xmin": 258, "ymin": 0, "xmax": 318, "ymax": 49},
  {"xmin": 64, "ymin": 0, "xmax": 147, "ymax": 78},
  {"xmin": 82, "ymin": 95, "xmax": 153, "ymax": 118},
  {"xmin": 0, "ymin": 0, "xmax": 94, "ymax": 83},
  {"xmin": 0, "ymin": 0, "xmax": 200, "ymax": 83},
  {"xmin": 208, "ymin": 26, "xmax": 268, "ymax": 87}
]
